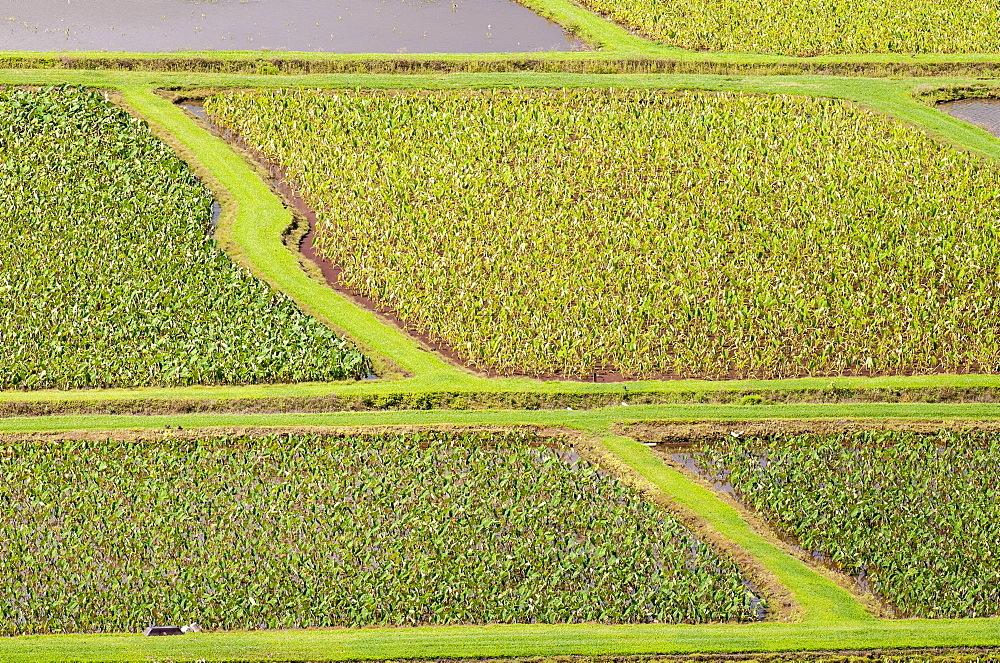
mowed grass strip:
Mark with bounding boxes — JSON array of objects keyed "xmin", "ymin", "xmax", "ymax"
[
  {"xmin": 693, "ymin": 429, "xmax": 1000, "ymax": 618},
  {"xmin": 577, "ymin": 0, "xmax": 1000, "ymax": 55},
  {"xmin": 0, "ymin": 430, "xmax": 760, "ymax": 636},
  {"xmin": 0, "ymin": 86, "xmax": 369, "ymax": 389},
  {"xmin": 205, "ymin": 88, "xmax": 1000, "ymax": 381}
]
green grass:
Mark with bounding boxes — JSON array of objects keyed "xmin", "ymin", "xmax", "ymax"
[
  {"xmin": 3, "ymin": 402, "xmax": 1000, "ymax": 434},
  {"xmin": 5, "ymin": 619, "xmax": 1000, "ymax": 663},
  {"xmin": 120, "ymin": 86, "xmax": 450, "ymax": 382}
]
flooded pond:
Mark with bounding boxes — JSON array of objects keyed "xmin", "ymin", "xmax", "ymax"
[
  {"xmin": 2, "ymin": 0, "xmax": 585, "ymax": 52},
  {"xmin": 939, "ymin": 98, "xmax": 1000, "ymax": 139}
]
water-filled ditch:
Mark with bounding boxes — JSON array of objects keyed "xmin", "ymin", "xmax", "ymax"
[
  {"xmin": 939, "ymin": 98, "xmax": 1000, "ymax": 139},
  {"xmin": 4, "ymin": 0, "xmax": 584, "ymax": 52}
]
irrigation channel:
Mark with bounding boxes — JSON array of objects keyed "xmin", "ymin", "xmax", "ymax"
[
  {"xmin": 3, "ymin": 0, "xmax": 584, "ymax": 52},
  {"xmin": 940, "ymin": 99, "xmax": 1000, "ymax": 139}
]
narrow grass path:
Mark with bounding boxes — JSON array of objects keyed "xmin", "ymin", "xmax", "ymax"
[
  {"xmin": 600, "ymin": 434, "xmax": 869, "ymax": 623},
  {"xmin": 120, "ymin": 87, "xmax": 456, "ymax": 381},
  {"xmin": 3, "ymin": 402, "xmax": 1000, "ymax": 433},
  {"xmin": 5, "ymin": 619, "xmax": 1000, "ymax": 663}
]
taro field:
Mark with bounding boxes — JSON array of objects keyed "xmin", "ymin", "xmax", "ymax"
[
  {"xmin": 578, "ymin": 0, "xmax": 1000, "ymax": 55},
  {"xmin": 0, "ymin": 431, "xmax": 761, "ymax": 635},
  {"xmin": 692, "ymin": 429, "xmax": 1000, "ymax": 618},
  {"xmin": 204, "ymin": 88, "xmax": 1000, "ymax": 380},
  {"xmin": 0, "ymin": 86, "xmax": 369, "ymax": 389}
]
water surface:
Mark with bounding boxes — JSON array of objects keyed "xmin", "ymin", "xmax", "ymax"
[
  {"xmin": 2, "ymin": 0, "xmax": 584, "ymax": 52},
  {"xmin": 939, "ymin": 98, "xmax": 1000, "ymax": 138}
]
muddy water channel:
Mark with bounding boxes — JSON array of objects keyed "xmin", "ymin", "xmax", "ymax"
[
  {"xmin": 939, "ymin": 98, "xmax": 1000, "ymax": 138},
  {"xmin": 3, "ymin": 0, "xmax": 584, "ymax": 52}
]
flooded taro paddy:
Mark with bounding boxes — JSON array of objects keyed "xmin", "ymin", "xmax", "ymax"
[
  {"xmin": 2, "ymin": 0, "xmax": 585, "ymax": 52},
  {"xmin": 940, "ymin": 99, "xmax": 1000, "ymax": 139}
]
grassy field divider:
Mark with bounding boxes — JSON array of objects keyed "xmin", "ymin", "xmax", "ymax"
[
  {"xmin": 6, "ymin": 618, "xmax": 1000, "ymax": 663},
  {"xmin": 599, "ymin": 434, "xmax": 871, "ymax": 624},
  {"xmin": 4, "ymin": 401, "xmax": 1000, "ymax": 434},
  {"xmin": 517, "ymin": 0, "xmax": 653, "ymax": 51},
  {"xmin": 119, "ymin": 86, "xmax": 461, "ymax": 382}
]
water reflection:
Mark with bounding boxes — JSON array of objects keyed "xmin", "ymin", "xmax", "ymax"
[{"xmin": 2, "ymin": 0, "xmax": 585, "ymax": 52}]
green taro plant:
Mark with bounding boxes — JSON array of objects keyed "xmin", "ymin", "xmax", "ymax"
[
  {"xmin": 578, "ymin": 0, "xmax": 1000, "ymax": 55},
  {"xmin": 205, "ymin": 88, "xmax": 1000, "ymax": 380},
  {"xmin": 0, "ymin": 86, "xmax": 369, "ymax": 389},
  {"xmin": 694, "ymin": 429, "xmax": 1000, "ymax": 618},
  {"xmin": 0, "ymin": 431, "xmax": 760, "ymax": 634}
]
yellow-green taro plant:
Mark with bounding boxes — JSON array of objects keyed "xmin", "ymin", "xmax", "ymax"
[
  {"xmin": 580, "ymin": 0, "xmax": 1000, "ymax": 55},
  {"xmin": 0, "ymin": 431, "xmax": 761, "ymax": 634},
  {"xmin": 0, "ymin": 86, "xmax": 369, "ymax": 389},
  {"xmin": 205, "ymin": 88, "xmax": 1000, "ymax": 380},
  {"xmin": 694, "ymin": 429, "xmax": 1000, "ymax": 618}
]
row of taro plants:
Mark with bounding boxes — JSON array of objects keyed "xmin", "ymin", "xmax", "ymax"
[
  {"xmin": 0, "ymin": 86, "xmax": 368, "ymax": 389},
  {"xmin": 0, "ymin": 431, "xmax": 761, "ymax": 635},
  {"xmin": 205, "ymin": 88, "xmax": 1000, "ymax": 380},
  {"xmin": 693, "ymin": 429, "xmax": 1000, "ymax": 618},
  {"xmin": 581, "ymin": 0, "xmax": 1000, "ymax": 55}
]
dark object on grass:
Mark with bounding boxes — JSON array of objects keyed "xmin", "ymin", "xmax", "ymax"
[{"xmin": 143, "ymin": 625, "xmax": 184, "ymax": 636}]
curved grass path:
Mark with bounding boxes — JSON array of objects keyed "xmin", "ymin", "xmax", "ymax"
[{"xmin": 2, "ymin": 72, "xmax": 1000, "ymax": 404}]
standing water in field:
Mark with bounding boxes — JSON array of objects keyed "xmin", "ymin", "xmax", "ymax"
[
  {"xmin": 1, "ymin": 0, "xmax": 584, "ymax": 52},
  {"xmin": 939, "ymin": 99, "xmax": 1000, "ymax": 138}
]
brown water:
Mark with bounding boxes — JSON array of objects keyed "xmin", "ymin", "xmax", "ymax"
[
  {"xmin": 939, "ymin": 99, "xmax": 1000, "ymax": 138},
  {"xmin": 2, "ymin": 0, "xmax": 584, "ymax": 52}
]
